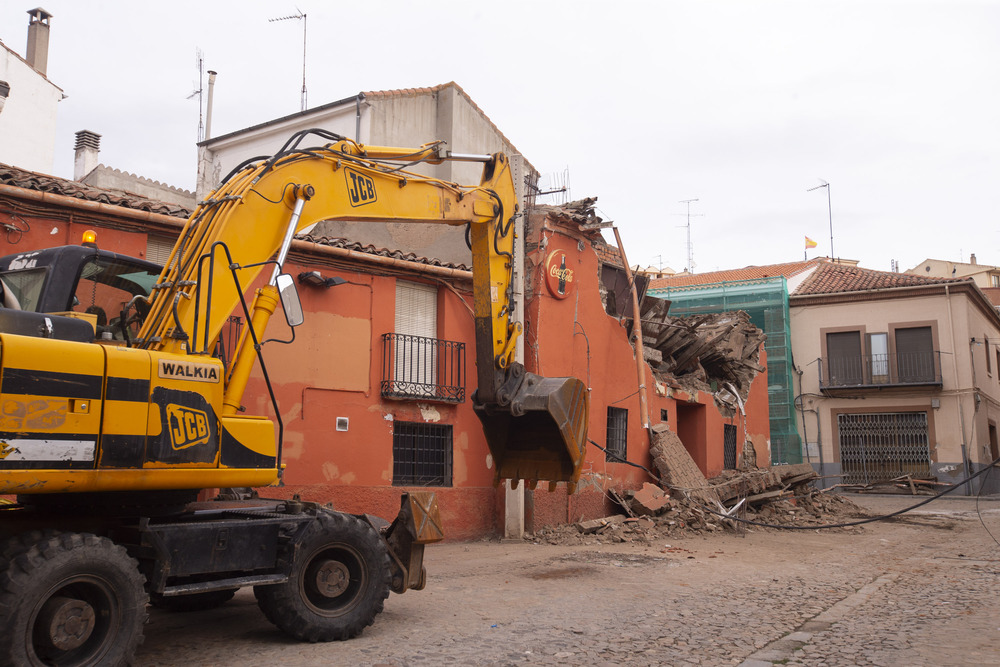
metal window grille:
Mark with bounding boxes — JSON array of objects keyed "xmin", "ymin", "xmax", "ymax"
[
  {"xmin": 837, "ymin": 412, "xmax": 931, "ymax": 485},
  {"xmin": 606, "ymin": 407, "xmax": 628, "ymax": 462},
  {"xmin": 723, "ymin": 424, "xmax": 738, "ymax": 469},
  {"xmin": 381, "ymin": 333, "xmax": 465, "ymax": 403},
  {"xmin": 392, "ymin": 421, "xmax": 453, "ymax": 487}
]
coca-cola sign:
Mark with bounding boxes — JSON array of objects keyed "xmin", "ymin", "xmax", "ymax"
[{"xmin": 544, "ymin": 249, "xmax": 575, "ymax": 299}]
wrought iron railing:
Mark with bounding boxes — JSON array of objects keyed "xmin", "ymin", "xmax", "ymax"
[
  {"xmin": 820, "ymin": 351, "xmax": 942, "ymax": 389},
  {"xmin": 381, "ymin": 333, "xmax": 465, "ymax": 403}
]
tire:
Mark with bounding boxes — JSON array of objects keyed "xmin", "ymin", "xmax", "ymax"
[
  {"xmin": 149, "ymin": 588, "xmax": 238, "ymax": 613},
  {"xmin": 254, "ymin": 511, "xmax": 390, "ymax": 642},
  {"xmin": 0, "ymin": 532, "xmax": 148, "ymax": 666}
]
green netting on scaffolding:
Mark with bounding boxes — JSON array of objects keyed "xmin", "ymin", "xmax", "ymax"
[{"xmin": 648, "ymin": 277, "xmax": 802, "ymax": 465}]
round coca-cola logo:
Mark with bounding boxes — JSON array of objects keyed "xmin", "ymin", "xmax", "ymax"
[{"xmin": 544, "ymin": 249, "xmax": 574, "ymax": 299}]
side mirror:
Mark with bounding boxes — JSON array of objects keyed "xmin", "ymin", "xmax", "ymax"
[{"xmin": 275, "ymin": 273, "xmax": 304, "ymax": 327}]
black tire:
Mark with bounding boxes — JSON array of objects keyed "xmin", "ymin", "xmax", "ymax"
[
  {"xmin": 149, "ymin": 588, "xmax": 238, "ymax": 613},
  {"xmin": 0, "ymin": 532, "xmax": 147, "ymax": 666},
  {"xmin": 254, "ymin": 511, "xmax": 390, "ymax": 642}
]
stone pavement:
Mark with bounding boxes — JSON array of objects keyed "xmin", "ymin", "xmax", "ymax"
[{"xmin": 136, "ymin": 494, "xmax": 1000, "ymax": 666}]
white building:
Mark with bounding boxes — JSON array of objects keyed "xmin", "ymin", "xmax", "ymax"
[
  {"xmin": 0, "ymin": 8, "xmax": 63, "ymax": 174},
  {"xmin": 196, "ymin": 82, "xmax": 538, "ymax": 266}
]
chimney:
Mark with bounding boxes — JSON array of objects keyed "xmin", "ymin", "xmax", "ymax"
[
  {"xmin": 25, "ymin": 8, "xmax": 53, "ymax": 76},
  {"xmin": 74, "ymin": 130, "xmax": 101, "ymax": 180},
  {"xmin": 204, "ymin": 70, "xmax": 217, "ymax": 140},
  {"xmin": 970, "ymin": 253, "xmax": 977, "ymax": 265}
]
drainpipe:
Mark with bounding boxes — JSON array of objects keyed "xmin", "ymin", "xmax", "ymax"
[
  {"xmin": 946, "ymin": 284, "xmax": 973, "ymax": 495},
  {"xmin": 612, "ymin": 227, "xmax": 650, "ymax": 434}
]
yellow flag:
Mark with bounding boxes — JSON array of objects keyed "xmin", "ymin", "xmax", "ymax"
[{"xmin": 805, "ymin": 236, "xmax": 818, "ymax": 249}]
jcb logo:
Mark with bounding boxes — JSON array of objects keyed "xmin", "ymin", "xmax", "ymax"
[
  {"xmin": 166, "ymin": 404, "xmax": 211, "ymax": 450},
  {"xmin": 345, "ymin": 167, "xmax": 377, "ymax": 207}
]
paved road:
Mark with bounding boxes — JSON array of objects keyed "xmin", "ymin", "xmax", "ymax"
[{"xmin": 136, "ymin": 494, "xmax": 1000, "ymax": 666}]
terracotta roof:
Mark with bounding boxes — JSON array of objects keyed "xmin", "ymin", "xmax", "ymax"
[
  {"xmin": 648, "ymin": 259, "xmax": 823, "ymax": 290},
  {"xmin": 0, "ymin": 163, "xmax": 192, "ymax": 218},
  {"xmin": 981, "ymin": 287, "xmax": 1000, "ymax": 307},
  {"xmin": 793, "ymin": 262, "xmax": 966, "ymax": 295},
  {"xmin": 298, "ymin": 235, "xmax": 471, "ymax": 272}
]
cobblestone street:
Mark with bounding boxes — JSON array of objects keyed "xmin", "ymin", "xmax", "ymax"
[{"xmin": 137, "ymin": 494, "xmax": 1000, "ymax": 666}]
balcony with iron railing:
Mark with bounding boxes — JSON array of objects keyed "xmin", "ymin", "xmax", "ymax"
[
  {"xmin": 819, "ymin": 351, "xmax": 942, "ymax": 392},
  {"xmin": 381, "ymin": 333, "xmax": 466, "ymax": 403}
]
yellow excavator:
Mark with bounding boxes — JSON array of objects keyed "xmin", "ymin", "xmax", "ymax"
[{"xmin": 0, "ymin": 130, "xmax": 589, "ymax": 665}]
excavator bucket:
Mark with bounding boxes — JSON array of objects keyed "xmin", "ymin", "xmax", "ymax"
[{"xmin": 473, "ymin": 372, "xmax": 589, "ymax": 493}]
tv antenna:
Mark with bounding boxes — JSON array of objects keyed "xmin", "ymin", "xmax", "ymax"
[
  {"xmin": 671, "ymin": 198, "xmax": 703, "ymax": 273},
  {"xmin": 269, "ymin": 9, "xmax": 308, "ymax": 111},
  {"xmin": 187, "ymin": 48, "xmax": 205, "ymax": 141}
]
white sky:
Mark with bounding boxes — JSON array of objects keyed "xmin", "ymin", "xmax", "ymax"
[{"xmin": 2, "ymin": 0, "xmax": 997, "ymax": 274}]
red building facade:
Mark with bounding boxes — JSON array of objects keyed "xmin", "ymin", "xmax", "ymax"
[{"xmin": 0, "ymin": 167, "xmax": 770, "ymax": 539}]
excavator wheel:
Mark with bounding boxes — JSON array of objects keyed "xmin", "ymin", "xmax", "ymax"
[
  {"xmin": 149, "ymin": 588, "xmax": 238, "ymax": 613},
  {"xmin": 0, "ymin": 531, "xmax": 147, "ymax": 666},
  {"xmin": 254, "ymin": 510, "xmax": 390, "ymax": 642}
]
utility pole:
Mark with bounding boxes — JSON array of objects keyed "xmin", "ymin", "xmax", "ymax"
[{"xmin": 807, "ymin": 180, "xmax": 834, "ymax": 260}]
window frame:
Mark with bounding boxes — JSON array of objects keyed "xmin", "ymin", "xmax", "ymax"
[
  {"xmin": 605, "ymin": 406, "xmax": 628, "ymax": 462},
  {"xmin": 391, "ymin": 420, "xmax": 453, "ymax": 487}
]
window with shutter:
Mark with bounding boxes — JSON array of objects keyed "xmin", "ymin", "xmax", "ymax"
[
  {"xmin": 392, "ymin": 281, "xmax": 438, "ymax": 395},
  {"xmin": 826, "ymin": 331, "xmax": 863, "ymax": 386},
  {"xmin": 146, "ymin": 236, "xmax": 174, "ymax": 266},
  {"xmin": 894, "ymin": 326, "xmax": 934, "ymax": 382}
]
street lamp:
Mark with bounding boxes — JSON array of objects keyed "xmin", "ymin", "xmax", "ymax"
[{"xmin": 807, "ymin": 180, "xmax": 834, "ymax": 261}]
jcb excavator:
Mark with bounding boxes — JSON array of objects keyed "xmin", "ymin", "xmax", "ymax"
[{"xmin": 0, "ymin": 130, "xmax": 589, "ymax": 665}]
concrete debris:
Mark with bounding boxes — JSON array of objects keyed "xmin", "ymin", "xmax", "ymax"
[
  {"xmin": 629, "ymin": 482, "xmax": 672, "ymax": 516},
  {"xmin": 532, "ymin": 465, "xmax": 868, "ymax": 546},
  {"xmin": 649, "ymin": 423, "xmax": 719, "ymax": 505},
  {"xmin": 636, "ymin": 298, "xmax": 766, "ymax": 413}
]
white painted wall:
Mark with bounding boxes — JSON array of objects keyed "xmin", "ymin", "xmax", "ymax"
[
  {"xmin": 195, "ymin": 86, "xmax": 537, "ymax": 266},
  {"xmin": 0, "ymin": 43, "xmax": 62, "ymax": 173},
  {"xmin": 196, "ymin": 100, "xmax": 363, "ymax": 199}
]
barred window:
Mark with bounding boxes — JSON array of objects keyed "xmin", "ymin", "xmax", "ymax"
[
  {"xmin": 723, "ymin": 423, "xmax": 738, "ymax": 469},
  {"xmin": 392, "ymin": 421, "xmax": 452, "ymax": 487},
  {"xmin": 606, "ymin": 407, "xmax": 627, "ymax": 462}
]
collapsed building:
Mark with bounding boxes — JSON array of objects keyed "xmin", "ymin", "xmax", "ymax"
[{"xmin": 519, "ymin": 198, "xmax": 776, "ymax": 531}]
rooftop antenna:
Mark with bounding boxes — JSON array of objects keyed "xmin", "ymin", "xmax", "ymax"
[
  {"xmin": 806, "ymin": 179, "xmax": 834, "ymax": 261},
  {"xmin": 187, "ymin": 48, "xmax": 205, "ymax": 141},
  {"xmin": 535, "ymin": 167, "xmax": 570, "ymax": 204},
  {"xmin": 269, "ymin": 9, "xmax": 308, "ymax": 111},
  {"xmin": 672, "ymin": 198, "xmax": 703, "ymax": 273}
]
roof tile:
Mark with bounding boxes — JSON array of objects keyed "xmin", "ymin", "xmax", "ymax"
[
  {"xmin": 0, "ymin": 162, "xmax": 191, "ymax": 218},
  {"xmin": 793, "ymin": 262, "xmax": 965, "ymax": 295},
  {"xmin": 648, "ymin": 259, "xmax": 823, "ymax": 289}
]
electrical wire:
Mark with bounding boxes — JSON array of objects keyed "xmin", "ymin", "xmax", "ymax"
[{"xmin": 587, "ymin": 439, "xmax": 1000, "ymax": 535}]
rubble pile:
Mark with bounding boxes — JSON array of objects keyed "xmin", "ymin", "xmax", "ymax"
[
  {"xmin": 637, "ymin": 299, "xmax": 766, "ymax": 407},
  {"xmin": 526, "ymin": 467, "xmax": 870, "ymax": 546}
]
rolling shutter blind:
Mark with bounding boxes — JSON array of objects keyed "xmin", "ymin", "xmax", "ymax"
[
  {"xmin": 146, "ymin": 236, "xmax": 174, "ymax": 266},
  {"xmin": 395, "ymin": 281, "xmax": 437, "ymax": 337}
]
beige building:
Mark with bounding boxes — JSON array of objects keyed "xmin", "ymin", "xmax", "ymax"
[
  {"xmin": 906, "ymin": 254, "xmax": 1000, "ymax": 288},
  {"xmin": 790, "ymin": 263, "xmax": 1000, "ymax": 494}
]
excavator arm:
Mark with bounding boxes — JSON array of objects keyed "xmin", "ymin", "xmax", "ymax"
[{"xmin": 134, "ymin": 131, "xmax": 588, "ymax": 491}]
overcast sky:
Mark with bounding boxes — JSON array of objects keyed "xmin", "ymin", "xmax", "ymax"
[{"xmin": 2, "ymin": 1, "xmax": 997, "ymax": 274}]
